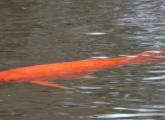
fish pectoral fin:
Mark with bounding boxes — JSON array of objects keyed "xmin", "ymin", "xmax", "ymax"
[{"xmin": 30, "ymin": 81, "xmax": 71, "ymax": 90}]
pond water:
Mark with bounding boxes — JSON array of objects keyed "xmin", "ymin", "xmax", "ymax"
[{"xmin": 0, "ymin": 0, "xmax": 165, "ymax": 120}]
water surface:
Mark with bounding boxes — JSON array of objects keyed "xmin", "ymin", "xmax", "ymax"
[{"xmin": 0, "ymin": 0, "xmax": 165, "ymax": 120}]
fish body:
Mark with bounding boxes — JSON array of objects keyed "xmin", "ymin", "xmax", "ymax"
[{"xmin": 0, "ymin": 50, "xmax": 164, "ymax": 89}]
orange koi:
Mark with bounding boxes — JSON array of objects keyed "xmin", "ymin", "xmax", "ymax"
[{"xmin": 0, "ymin": 50, "xmax": 164, "ymax": 90}]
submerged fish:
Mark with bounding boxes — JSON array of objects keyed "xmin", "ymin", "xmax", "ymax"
[{"xmin": 0, "ymin": 50, "xmax": 164, "ymax": 90}]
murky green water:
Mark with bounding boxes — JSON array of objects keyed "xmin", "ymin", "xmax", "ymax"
[{"xmin": 0, "ymin": 0, "xmax": 165, "ymax": 120}]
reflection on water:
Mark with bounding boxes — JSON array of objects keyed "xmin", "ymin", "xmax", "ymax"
[{"xmin": 0, "ymin": 0, "xmax": 165, "ymax": 120}]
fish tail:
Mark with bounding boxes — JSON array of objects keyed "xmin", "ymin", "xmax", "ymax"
[{"xmin": 128, "ymin": 50, "xmax": 165, "ymax": 64}]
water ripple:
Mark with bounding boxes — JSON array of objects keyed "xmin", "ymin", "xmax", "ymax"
[
  {"xmin": 143, "ymin": 75, "xmax": 165, "ymax": 81},
  {"xmin": 147, "ymin": 70, "xmax": 165, "ymax": 74},
  {"xmin": 113, "ymin": 107, "xmax": 162, "ymax": 112},
  {"xmin": 93, "ymin": 113, "xmax": 165, "ymax": 119},
  {"xmin": 75, "ymin": 86, "xmax": 102, "ymax": 90},
  {"xmin": 85, "ymin": 32, "xmax": 107, "ymax": 36},
  {"xmin": 116, "ymin": 0, "xmax": 165, "ymax": 48}
]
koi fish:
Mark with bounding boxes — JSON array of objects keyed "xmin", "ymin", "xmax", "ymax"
[{"xmin": 0, "ymin": 50, "xmax": 164, "ymax": 90}]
